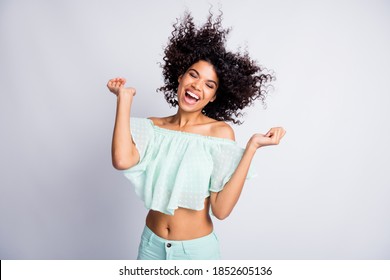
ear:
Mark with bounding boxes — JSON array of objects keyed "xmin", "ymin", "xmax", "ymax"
[
  {"xmin": 178, "ymin": 75, "xmax": 183, "ymax": 83},
  {"xmin": 210, "ymin": 94, "xmax": 216, "ymax": 102}
]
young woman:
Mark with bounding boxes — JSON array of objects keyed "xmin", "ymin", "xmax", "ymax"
[{"xmin": 107, "ymin": 12, "xmax": 285, "ymax": 260}]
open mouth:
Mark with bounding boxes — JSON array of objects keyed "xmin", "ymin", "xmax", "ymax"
[{"xmin": 184, "ymin": 91, "xmax": 200, "ymax": 105}]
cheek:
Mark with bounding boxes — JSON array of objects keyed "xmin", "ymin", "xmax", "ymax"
[
  {"xmin": 208, "ymin": 89, "xmax": 217, "ymax": 101},
  {"xmin": 177, "ymin": 82, "xmax": 184, "ymax": 92}
]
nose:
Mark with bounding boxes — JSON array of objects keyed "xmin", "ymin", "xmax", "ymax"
[{"xmin": 192, "ymin": 81, "xmax": 201, "ymax": 91}]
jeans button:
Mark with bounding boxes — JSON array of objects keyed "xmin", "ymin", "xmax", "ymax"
[{"xmin": 166, "ymin": 243, "xmax": 172, "ymax": 248}]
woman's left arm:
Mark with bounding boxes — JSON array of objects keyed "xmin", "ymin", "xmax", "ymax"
[{"xmin": 210, "ymin": 127, "xmax": 286, "ymax": 220}]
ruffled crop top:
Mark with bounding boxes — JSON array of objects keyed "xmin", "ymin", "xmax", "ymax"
[{"xmin": 123, "ymin": 118, "xmax": 254, "ymax": 215}]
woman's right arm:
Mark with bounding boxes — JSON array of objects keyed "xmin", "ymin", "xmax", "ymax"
[{"xmin": 107, "ymin": 78, "xmax": 140, "ymax": 170}]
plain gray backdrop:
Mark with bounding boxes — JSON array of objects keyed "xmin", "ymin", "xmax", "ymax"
[{"xmin": 1, "ymin": 0, "xmax": 389, "ymax": 259}]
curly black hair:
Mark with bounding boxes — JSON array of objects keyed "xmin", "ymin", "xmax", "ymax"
[{"xmin": 158, "ymin": 11, "xmax": 275, "ymax": 124}]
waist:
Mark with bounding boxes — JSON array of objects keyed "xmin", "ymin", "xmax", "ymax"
[
  {"xmin": 141, "ymin": 225, "xmax": 217, "ymax": 246},
  {"xmin": 145, "ymin": 202, "xmax": 213, "ymax": 240}
]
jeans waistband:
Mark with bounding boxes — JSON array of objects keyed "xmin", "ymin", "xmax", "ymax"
[{"xmin": 142, "ymin": 225, "xmax": 216, "ymax": 247}]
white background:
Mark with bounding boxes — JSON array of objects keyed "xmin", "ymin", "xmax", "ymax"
[{"xmin": 1, "ymin": 0, "xmax": 389, "ymax": 259}]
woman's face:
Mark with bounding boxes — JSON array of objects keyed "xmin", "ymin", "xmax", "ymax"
[{"xmin": 177, "ymin": 60, "xmax": 219, "ymax": 112}]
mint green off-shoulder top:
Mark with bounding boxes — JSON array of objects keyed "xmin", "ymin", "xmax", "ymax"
[{"xmin": 123, "ymin": 118, "xmax": 255, "ymax": 215}]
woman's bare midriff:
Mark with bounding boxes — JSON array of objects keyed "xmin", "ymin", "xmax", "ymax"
[{"xmin": 145, "ymin": 198, "xmax": 213, "ymax": 240}]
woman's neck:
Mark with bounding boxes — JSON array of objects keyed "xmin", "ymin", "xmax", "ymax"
[{"xmin": 170, "ymin": 110, "xmax": 206, "ymax": 128}]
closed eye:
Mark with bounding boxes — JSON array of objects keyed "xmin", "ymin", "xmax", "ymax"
[
  {"xmin": 187, "ymin": 68, "xmax": 218, "ymax": 89},
  {"xmin": 206, "ymin": 83, "xmax": 215, "ymax": 89},
  {"xmin": 189, "ymin": 71, "xmax": 198, "ymax": 78}
]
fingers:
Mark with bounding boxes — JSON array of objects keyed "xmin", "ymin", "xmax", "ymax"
[
  {"xmin": 107, "ymin": 77, "xmax": 129, "ymax": 96},
  {"xmin": 107, "ymin": 77, "xmax": 127, "ymax": 89},
  {"xmin": 265, "ymin": 127, "xmax": 286, "ymax": 145},
  {"xmin": 265, "ymin": 130, "xmax": 273, "ymax": 138},
  {"xmin": 107, "ymin": 77, "xmax": 137, "ymax": 98}
]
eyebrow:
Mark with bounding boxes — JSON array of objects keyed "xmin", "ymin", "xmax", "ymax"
[{"xmin": 189, "ymin": 68, "xmax": 218, "ymax": 87}]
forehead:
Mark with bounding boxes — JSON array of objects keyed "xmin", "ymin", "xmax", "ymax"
[{"xmin": 188, "ymin": 60, "xmax": 218, "ymax": 81}]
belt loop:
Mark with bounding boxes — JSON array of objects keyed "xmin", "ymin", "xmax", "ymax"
[
  {"xmin": 147, "ymin": 228, "xmax": 154, "ymax": 246},
  {"xmin": 181, "ymin": 241, "xmax": 187, "ymax": 255}
]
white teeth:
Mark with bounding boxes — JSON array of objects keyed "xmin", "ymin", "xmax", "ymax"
[{"xmin": 186, "ymin": 91, "xmax": 200, "ymax": 100}]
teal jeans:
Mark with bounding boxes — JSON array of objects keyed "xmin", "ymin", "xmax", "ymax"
[{"xmin": 137, "ymin": 225, "xmax": 221, "ymax": 260}]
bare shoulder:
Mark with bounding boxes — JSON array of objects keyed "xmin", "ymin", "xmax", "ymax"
[
  {"xmin": 147, "ymin": 116, "xmax": 158, "ymax": 125},
  {"xmin": 210, "ymin": 121, "xmax": 235, "ymax": 141},
  {"xmin": 147, "ymin": 116, "xmax": 170, "ymax": 126}
]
